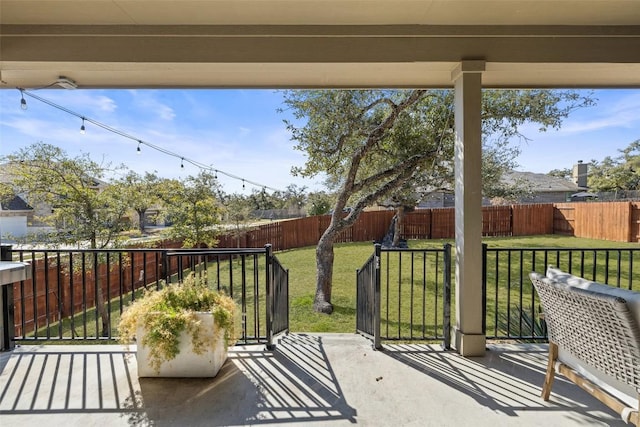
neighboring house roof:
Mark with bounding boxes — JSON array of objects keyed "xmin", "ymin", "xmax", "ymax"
[
  {"xmin": 0, "ymin": 195, "xmax": 33, "ymax": 211},
  {"xmin": 502, "ymin": 171, "xmax": 584, "ymax": 193}
]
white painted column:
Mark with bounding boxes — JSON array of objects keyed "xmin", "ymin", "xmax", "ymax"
[{"xmin": 452, "ymin": 61, "xmax": 486, "ymax": 356}]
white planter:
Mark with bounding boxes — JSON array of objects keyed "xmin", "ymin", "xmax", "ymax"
[{"xmin": 136, "ymin": 312, "xmax": 228, "ymax": 378}]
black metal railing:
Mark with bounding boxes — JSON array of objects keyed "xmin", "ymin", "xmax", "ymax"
[
  {"xmin": 357, "ymin": 244, "xmax": 452, "ymax": 347},
  {"xmin": 4, "ymin": 245, "xmax": 289, "ymax": 346},
  {"xmin": 356, "ymin": 244, "xmax": 381, "ymax": 349},
  {"xmin": 482, "ymin": 245, "xmax": 640, "ymax": 341},
  {"xmin": 269, "ymin": 250, "xmax": 290, "ymax": 346},
  {"xmin": 358, "ymin": 243, "xmax": 640, "ymax": 345}
]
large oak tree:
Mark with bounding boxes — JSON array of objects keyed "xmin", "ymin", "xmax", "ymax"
[
  {"xmin": 3, "ymin": 142, "xmax": 129, "ymax": 336},
  {"xmin": 282, "ymin": 89, "xmax": 594, "ymax": 313}
]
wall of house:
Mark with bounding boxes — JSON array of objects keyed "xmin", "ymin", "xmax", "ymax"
[{"xmin": 0, "ymin": 215, "xmax": 27, "ymax": 238}]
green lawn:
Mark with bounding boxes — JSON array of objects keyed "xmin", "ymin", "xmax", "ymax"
[
  {"xmin": 20, "ymin": 235, "xmax": 640, "ymax": 342},
  {"xmin": 278, "ymin": 235, "xmax": 640, "ymax": 336}
]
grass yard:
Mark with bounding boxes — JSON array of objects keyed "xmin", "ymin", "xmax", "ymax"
[
  {"xmin": 19, "ymin": 234, "xmax": 640, "ymax": 343},
  {"xmin": 278, "ymin": 235, "xmax": 640, "ymax": 336}
]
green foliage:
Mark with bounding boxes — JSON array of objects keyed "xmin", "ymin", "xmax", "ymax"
[
  {"xmin": 118, "ymin": 273, "xmax": 236, "ymax": 373},
  {"xmin": 115, "ymin": 171, "xmax": 163, "ymax": 233},
  {"xmin": 306, "ymin": 191, "xmax": 334, "ymax": 216},
  {"xmin": 161, "ymin": 171, "xmax": 222, "ymax": 248},
  {"xmin": 588, "ymin": 139, "xmax": 640, "ymax": 192},
  {"xmin": 0, "ymin": 182, "xmax": 15, "ymax": 207},
  {"xmin": 222, "ymin": 193, "xmax": 255, "ymax": 228},
  {"xmin": 281, "ymin": 89, "xmax": 595, "ymax": 311},
  {"xmin": 547, "ymin": 168, "xmax": 572, "ymax": 180},
  {"xmin": 498, "ymin": 305, "xmax": 547, "ymax": 340},
  {"xmin": 2, "ymin": 142, "xmax": 129, "ymax": 249}
]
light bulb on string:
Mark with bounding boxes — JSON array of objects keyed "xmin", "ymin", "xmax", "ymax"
[
  {"xmin": 13, "ymin": 89, "xmax": 285, "ymax": 194},
  {"xmin": 20, "ymin": 91, "xmax": 27, "ymax": 110}
]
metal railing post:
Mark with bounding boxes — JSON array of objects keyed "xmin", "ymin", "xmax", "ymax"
[
  {"xmin": 482, "ymin": 243, "xmax": 488, "ymax": 335},
  {"xmin": 265, "ymin": 244, "xmax": 275, "ymax": 350},
  {"xmin": 442, "ymin": 243, "xmax": 452, "ymax": 350},
  {"xmin": 373, "ymin": 243, "xmax": 382, "ymax": 350},
  {"xmin": 1, "ymin": 244, "xmax": 16, "ymax": 351}
]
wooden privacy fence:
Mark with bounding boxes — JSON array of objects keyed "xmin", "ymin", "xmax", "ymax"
[
  {"xmin": 216, "ymin": 201, "xmax": 640, "ymax": 251},
  {"xmin": 216, "ymin": 203, "xmax": 559, "ymax": 252},
  {"xmin": 554, "ymin": 201, "xmax": 640, "ymax": 242}
]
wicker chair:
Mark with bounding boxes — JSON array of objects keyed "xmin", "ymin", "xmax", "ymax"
[{"xmin": 530, "ymin": 271, "xmax": 640, "ymax": 426}]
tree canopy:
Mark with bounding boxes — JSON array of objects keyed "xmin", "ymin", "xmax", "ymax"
[
  {"xmin": 2, "ymin": 142, "xmax": 128, "ymax": 248},
  {"xmin": 282, "ymin": 89, "xmax": 595, "ymax": 313},
  {"xmin": 161, "ymin": 171, "xmax": 222, "ymax": 248},
  {"xmin": 115, "ymin": 171, "xmax": 163, "ymax": 233},
  {"xmin": 588, "ymin": 139, "xmax": 640, "ymax": 193}
]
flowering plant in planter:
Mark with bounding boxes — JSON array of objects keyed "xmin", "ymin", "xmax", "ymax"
[{"xmin": 118, "ymin": 273, "xmax": 236, "ymax": 375}]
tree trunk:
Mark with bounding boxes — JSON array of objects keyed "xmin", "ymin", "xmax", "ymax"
[
  {"xmin": 392, "ymin": 206, "xmax": 405, "ymax": 247},
  {"xmin": 314, "ymin": 226, "xmax": 337, "ymax": 314},
  {"xmin": 90, "ymin": 234, "xmax": 110, "ymax": 338},
  {"xmin": 137, "ymin": 209, "xmax": 146, "ymax": 234},
  {"xmin": 96, "ymin": 276, "xmax": 110, "ymax": 337}
]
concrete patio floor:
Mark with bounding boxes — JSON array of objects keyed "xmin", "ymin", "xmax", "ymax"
[{"xmin": 0, "ymin": 333, "xmax": 627, "ymax": 426}]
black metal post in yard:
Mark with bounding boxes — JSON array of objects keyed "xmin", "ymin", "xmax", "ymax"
[
  {"xmin": 373, "ymin": 243, "xmax": 382, "ymax": 350},
  {"xmin": 442, "ymin": 243, "xmax": 452, "ymax": 350},
  {"xmin": 265, "ymin": 244, "xmax": 275, "ymax": 351},
  {"xmin": 481, "ymin": 243, "xmax": 488, "ymax": 336},
  {"xmin": 1, "ymin": 245, "xmax": 15, "ymax": 351}
]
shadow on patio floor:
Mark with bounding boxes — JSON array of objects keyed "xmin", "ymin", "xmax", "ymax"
[
  {"xmin": 382, "ymin": 343, "xmax": 626, "ymax": 426},
  {"xmin": 0, "ymin": 334, "xmax": 357, "ymax": 426},
  {"xmin": 0, "ymin": 336, "xmax": 627, "ymax": 426}
]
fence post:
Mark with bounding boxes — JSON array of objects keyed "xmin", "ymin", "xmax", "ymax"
[
  {"xmin": 1, "ymin": 244, "xmax": 16, "ymax": 351},
  {"xmin": 373, "ymin": 243, "xmax": 382, "ymax": 350},
  {"xmin": 265, "ymin": 244, "xmax": 275, "ymax": 350},
  {"xmin": 442, "ymin": 243, "xmax": 452, "ymax": 350},
  {"xmin": 481, "ymin": 243, "xmax": 488, "ymax": 335},
  {"xmin": 161, "ymin": 250, "xmax": 169, "ymax": 285}
]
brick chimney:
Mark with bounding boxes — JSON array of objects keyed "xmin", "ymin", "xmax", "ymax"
[{"xmin": 572, "ymin": 160, "xmax": 588, "ymax": 188}]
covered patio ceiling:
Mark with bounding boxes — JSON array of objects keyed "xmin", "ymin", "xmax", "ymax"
[{"xmin": 1, "ymin": 0, "xmax": 640, "ymax": 89}]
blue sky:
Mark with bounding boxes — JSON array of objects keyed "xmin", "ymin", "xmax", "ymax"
[{"xmin": 1, "ymin": 88, "xmax": 639, "ymax": 194}]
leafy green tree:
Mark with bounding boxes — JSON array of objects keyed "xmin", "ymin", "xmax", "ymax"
[
  {"xmin": 306, "ymin": 191, "xmax": 334, "ymax": 216},
  {"xmin": 283, "ymin": 89, "xmax": 594, "ymax": 313},
  {"xmin": 3, "ymin": 142, "xmax": 127, "ymax": 248},
  {"xmin": 547, "ymin": 168, "xmax": 572, "ymax": 180},
  {"xmin": 588, "ymin": 139, "xmax": 640, "ymax": 194},
  {"xmin": 162, "ymin": 171, "xmax": 222, "ymax": 248},
  {"xmin": 116, "ymin": 171, "xmax": 163, "ymax": 234},
  {"xmin": 282, "ymin": 184, "xmax": 308, "ymax": 209},
  {"xmin": 248, "ymin": 188, "xmax": 280, "ymax": 210},
  {"xmin": 221, "ymin": 193, "xmax": 255, "ymax": 247},
  {"xmin": 2, "ymin": 142, "xmax": 129, "ymax": 336}
]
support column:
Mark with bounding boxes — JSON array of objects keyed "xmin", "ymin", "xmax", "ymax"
[{"xmin": 452, "ymin": 61, "xmax": 486, "ymax": 356}]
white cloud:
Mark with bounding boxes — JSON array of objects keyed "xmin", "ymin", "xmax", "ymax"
[
  {"xmin": 128, "ymin": 90, "xmax": 176, "ymax": 121},
  {"xmin": 36, "ymin": 91, "xmax": 118, "ymax": 115},
  {"xmin": 557, "ymin": 91, "xmax": 640, "ymax": 134}
]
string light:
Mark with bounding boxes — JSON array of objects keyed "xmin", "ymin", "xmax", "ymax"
[
  {"xmin": 80, "ymin": 117, "xmax": 86, "ymax": 134},
  {"xmin": 17, "ymin": 88, "xmax": 284, "ymax": 193},
  {"xmin": 20, "ymin": 90, "xmax": 27, "ymax": 110}
]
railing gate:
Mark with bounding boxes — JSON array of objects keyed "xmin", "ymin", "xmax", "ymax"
[{"xmin": 356, "ymin": 244, "xmax": 381, "ymax": 349}]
